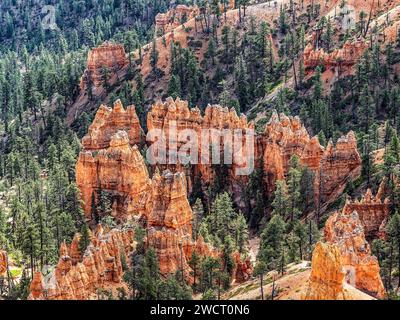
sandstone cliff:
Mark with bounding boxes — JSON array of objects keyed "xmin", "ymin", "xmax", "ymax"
[
  {"xmin": 155, "ymin": 5, "xmax": 200, "ymax": 35},
  {"xmin": 29, "ymin": 225, "xmax": 134, "ymax": 300},
  {"xmin": 261, "ymin": 112, "xmax": 361, "ymax": 206},
  {"xmin": 343, "ymin": 187, "xmax": 390, "ymax": 240},
  {"xmin": 80, "ymin": 42, "xmax": 128, "ymax": 90},
  {"xmin": 303, "ymin": 242, "xmax": 348, "ymax": 300},
  {"xmin": 262, "ymin": 111, "xmax": 323, "ymax": 193},
  {"xmin": 303, "ymin": 40, "xmax": 367, "ymax": 73},
  {"xmin": 77, "ymin": 97, "xmax": 361, "ymax": 222},
  {"xmin": 82, "ymin": 99, "xmax": 143, "ymax": 150},
  {"xmin": 315, "ymin": 132, "xmax": 362, "ymax": 207},
  {"xmin": 0, "ymin": 250, "xmax": 7, "ymax": 277},
  {"xmin": 324, "ymin": 208, "xmax": 386, "ymax": 298},
  {"xmin": 76, "ymin": 130, "xmax": 151, "ymax": 221},
  {"xmin": 303, "ymin": 241, "xmax": 375, "ymax": 300},
  {"xmin": 145, "ymin": 170, "xmax": 220, "ymax": 282},
  {"xmin": 147, "ymin": 97, "xmax": 254, "ymax": 186}
]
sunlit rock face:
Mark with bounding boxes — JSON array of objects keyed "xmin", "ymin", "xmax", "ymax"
[
  {"xmin": 261, "ymin": 111, "xmax": 322, "ymax": 193},
  {"xmin": 144, "ymin": 170, "xmax": 219, "ymax": 282},
  {"xmin": 80, "ymin": 42, "xmax": 128, "ymax": 89},
  {"xmin": 82, "ymin": 99, "xmax": 144, "ymax": 150},
  {"xmin": 28, "ymin": 225, "xmax": 135, "ymax": 300},
  {"xmin": 314, "ymin": 131, "xmax": 362, "ymax": 206},
  {"xmin": 324, "ymin": 208, "xmax": 386, "ymax": 299},
  {"xmin": 303, "ymin": 40, "xmax": 367, "ymax": 73},
  {"xmin": 0, "ymin": 250, "xmax": 7, "ymax": 277},
  {"xmin": 76, "ymin": 129, "xmax": 151, "ymax": 221},
  {"xmin": 261, "ymin": 112, "xmax": 361, "ymax": 205},
  {"xmin": 343, "ymin": 186, "xmax": 390, "ymax": 241},
  {"xmin": 79, "ymin": 97, "xmax": 361, "ymax": 217},
  {"xmin": 155, "ymin": 5, "xmax": 200, "ymax": 35},
  {"xmin": 304, "ymin": 242, "xmax": 348, "ymax": 300}
]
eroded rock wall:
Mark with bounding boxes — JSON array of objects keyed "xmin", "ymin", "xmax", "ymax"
[
  {"xmin": 28, "ymin": 225, "xmax": 134, "ymax": 300},
  {"xmin": 315, "ymin": 132, "xmax": 362, "ymax": 206},
  {"xmin": 0, "ymin": 250, "xmax": 7, "ymax": 277},
  {"xmin": 303, "ymin": 242, "xmax": 348, "ymax": 300},
  {"xmin": 303, "ymin": 40, "xmax": 367, "ymax": 72},
  {"xmin": 80, "ymin": 42, "xmax": 128, "ymax": 89},
  {"xmin": 343, "ymin": 187, "xmax": 390, "ymax": 240},
  {"xmin": 82, "ymin": 99, "xmax": 143, "ymax": 150},
  {"xmin": 76, "ymin": 130, "xmax": 151, "ymax": 221},
  {"xmin": 155, "ymin": 5, "xmax": 200, "ymax": 35}
]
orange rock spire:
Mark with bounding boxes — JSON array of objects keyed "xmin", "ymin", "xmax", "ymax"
[
  {"xmin": 324, "ymin": 207, "xmax": 386, "ymax": 298},
  {"xmin": 0, "ymin": 250, "xmax": 7, "ymax": 277},
  {"xmin": 76, "ymin": 129, "xmax": 151, "ymax": 221},
  {"xmin": 343, "ymin": 184, "xmax": 390, "ymax": 240},
  {"xmin": 81, "ymin": 42, "xmax": 128, "ymax": 89},
  {"xmin": 29, "ymin": 226, "xmax": 134, "ymax": 300},
  {"xmin": 304, "ymin": 242, "xmax": 348, "ymax": 300}
]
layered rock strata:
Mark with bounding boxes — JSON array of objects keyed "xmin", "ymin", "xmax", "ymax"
[
  {"xmin": 144, "ymin": 170, "xmax": 220, "ymax": 282},
  {"xmin": 77, "ymin": 98, "xmax": 361, "ymax": 219},
  {"xmin": 303, "ymin": 241, "xmax": 375, "ymax": 300},
  {"xmin": 28, "ymin": 225, "xmax": 134, "ymax": 300},
  {"xmin": 314, "ymin": 131, "xmax": 362, "ymax": 205},
  {"xmin": 146, "ymin": 97, "xmax": 254, "ymax": 187},
  {"xmin": 82, "ymin": 99, "xmax": 143, "ymax": 150},
  {"xmin": 262, "ymin": 112, "xmax": 361, "ymax": 203}
]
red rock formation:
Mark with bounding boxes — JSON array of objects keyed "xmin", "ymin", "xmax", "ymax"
[
  {"xmin": 0, "ymin": 250, "xmax": 7, "ymax": 277},
  {"xmin": 303, "ymin": 40, "xmax": 367, "ymax": 73},
  {"xmin": 144, "ymin": 170, "xmax": 220, "ymax": 281},
  {"xmin": 343, "ymin": 187, "xmax": 390, "ymax": 240},
  {"xmin": 147, "ymin": 97, "xmax": 255, "ymax": 188},
  {"xmin": 303, "ymin": 242, "xmax": 348, "ymax": 300},
  {"xmin": 315, "ymin": 132, "xmax": 362, "ymax": 206},
  {"xmin": 261, "ymin": 112, "xmax": 360, "ymax": 204},
  {"xmin": 232, "ymin": 252, "xmax": 253, "ymax": 284},
  {"xmin": 155, "ymin": 5, "xmax": 200, "ymax": 35},
  {"xmin": 82, "ymin": 99, "xmax": 144, "ymax": 150},
  {"xmin": 28, "ymin": 225, "xmax": 134, "ymax": 300},
  {"xmin": 76, "ymin": 130, "xmax": 151, "ymax": 221},
  {"xmin": 262, "ymin": 111, "xmax": 323, "ymax": 192},
  {"xmin": 80, "ymin": 42, "xmax": 128, "ymax": 89},
  {"xmin": 324, "ymin": 207, "xmax": 386, "ymax": 298}
]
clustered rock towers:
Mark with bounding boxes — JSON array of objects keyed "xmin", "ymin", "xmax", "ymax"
[
  {"xmin": 77, "ymin": 97, "xmax": 363, "ymax": 223},
  {"xmin": 28, "ymin": 95, "xmax": 390, "ymax": 300}
]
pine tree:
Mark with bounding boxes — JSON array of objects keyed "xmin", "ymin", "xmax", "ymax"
[
  {"xmin": 258, "ymin": 214, "xmax": 287, "ymax": 270},
  {"xmin": 188, "ymin": 251, "xmax": 201, "ymax": 291},
  {"xmin": 253, "ymin": 260, "xmax": 267, "ymax": 300},
  {"xmin": 287, "ymin": 156, "xmax": 302, "ymax": 222},
  {"xmin": 192, "ymin": 199, "xmax": 205, "ymax": 241},
  {"xmin": 150, "ymin": 37, "xmax": 159, "ymax": 75},
  {"xmin": 358, "ymin": 84, "xmax": 375, "ymax": 133},
  {"xmin": 79, "ymin": 223, "xmax": 91, "ymax": 254},
  {"xmin": 168, "ymin": 74, "xmax": 182, "ymax": 99},
  {"xmin": 271, "ymin": 180, "xmax": 289, "ymax": 217}
]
